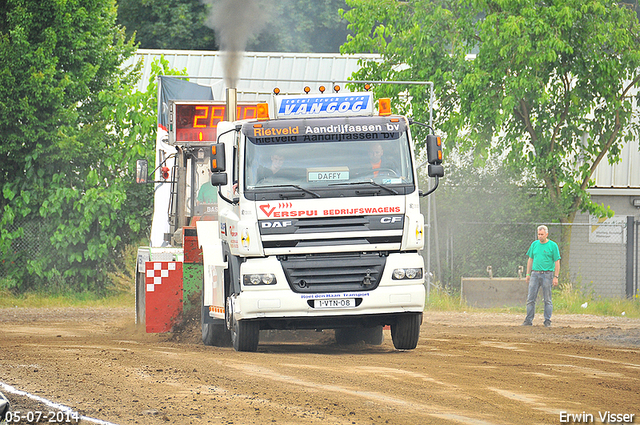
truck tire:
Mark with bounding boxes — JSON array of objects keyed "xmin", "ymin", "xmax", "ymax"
[
  {"xmin": 202, "ymin": 322, "xmax": 215, "ymax": 346},
  {"xmin": 336, "ymin": 326, "xmax": 384, "ymax": 345},
  {"xmin": 134, "ymin": 264, "xmax": 145, "ymax": 326},
  {"xmin": 232, "ymin": 319, "xmax": 260, "ymax": 352},
  {"xmin": 201, "ymin": 285, "xmax": 230, "ymax": 347},
  {"xmin": 362, "ymin": 325, "xmax": 384, "ymax": 345},
  {"xmin": 226, "ymin": 295, "xmax": 260, "ymax": 352},
  {"xmin": 334, "ymin": 328, "xmax": 357, "ymax": 345},
  {"xmin": 391, "ymin": 313, "xmax": 421, "ymax": 350},
  {"xmin": 202, "ymin": 323, "xmax": 231, "ymax": 346}
]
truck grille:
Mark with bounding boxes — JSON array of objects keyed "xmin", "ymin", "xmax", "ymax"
[
  {"xmin": 280, "ymin": 253, "xmax": 386, "ymax": 293},
  {"xmin": 260, "ymin": 215, "xmax": 403, "ymax": 253}
]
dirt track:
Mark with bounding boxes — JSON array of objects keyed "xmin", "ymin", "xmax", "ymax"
[{"xmin": 1, "ymin": 307, "xmax": 639, "ymax": 425}]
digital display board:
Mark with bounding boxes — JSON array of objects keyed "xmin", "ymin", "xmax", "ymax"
[{"xmin": 174, "ymin": 103, "xmax": 259, "ymax": 142}]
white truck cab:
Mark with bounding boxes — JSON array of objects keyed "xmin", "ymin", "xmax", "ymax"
[{"xmin": 200, "ymin": 89, "xmax": 444, "ymax": 351}]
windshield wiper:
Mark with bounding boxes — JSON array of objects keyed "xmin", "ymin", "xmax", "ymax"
[
  {"xmin": 329, "ymin": 180, "xmax": 398, "ymax": 195},
  {"xmin": 263, "ymin": 184, "xmax": 321, "ymax": 198}
]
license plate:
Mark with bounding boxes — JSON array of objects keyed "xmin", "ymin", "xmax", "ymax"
[{"xmin": 314, "ymin": 298, "xmax": 355, "ymax": 309}]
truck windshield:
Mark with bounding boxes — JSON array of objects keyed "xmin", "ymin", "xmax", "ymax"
[{"xmin": 243, "ymin": 117, "xmax": 415, "ymax": 195}]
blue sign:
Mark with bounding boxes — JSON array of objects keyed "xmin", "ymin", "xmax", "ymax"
[{"xmin": 276, "ymin": 93, "xmax": 373, "ymax": 118}]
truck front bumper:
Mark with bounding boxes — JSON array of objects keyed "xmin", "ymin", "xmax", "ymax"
[{"xmin": 232, "ymin": 252, "xmax": 426, "ymax": 328}]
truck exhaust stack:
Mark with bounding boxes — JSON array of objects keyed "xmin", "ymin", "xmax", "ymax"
[{"xmin": 226, "ymin": 88, "xmax": 237, "ymax": 122}]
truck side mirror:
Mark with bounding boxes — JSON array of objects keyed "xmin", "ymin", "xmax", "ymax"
[
  {"xmin": 426, "ymin": 135, "xmax": 442, "ymax": 165},
  {"xmin": 136, "ymin": 159, "xmax": 148, "ymax": 184},
  {"xmin": 426, "ymin": 134, "xmax": 444, "ymax": 178},
  {"xmin": 209, "ymin": 143, "xmax": 227, "ymax": 186},
  {"xmin": 211, "ymin": 173, "xmax": 228, "ymax": 186},
  {"xmin": 428, "ymin": 164, "xmax": 445, "ymax": 178},
  {"xmin": 210, "ymin": 143, "xmax": 226, "ymax": 172}
]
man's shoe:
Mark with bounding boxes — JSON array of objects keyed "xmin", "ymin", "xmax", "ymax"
[
  {"xmin": 521, "ymin": 321, "xmax": 532, "ymax": 326},
  {"xmin": 544, "ymin": 321, "xmax": 551, "ymax": 327}
]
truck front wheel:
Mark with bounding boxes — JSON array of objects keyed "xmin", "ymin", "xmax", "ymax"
[
  {"xmin": 202, "ymin": 323, "xmax": 215, "ymax": 345},
  {"xmin": 227, "ymin": 296, "xmax": 260, "ymax": 352},
  {"xmin": 231, "ymin": 319, "xmax": 260, "ymax": 352},
  {"xmin": 201, "ymin": 287, "xmax": 231, "ymax": 347},
  {"xmin": 202, "ymin": 323, "xmax": 231, "ymax": 346},
  {"xmin": 391, "ymin": 313, "xmax": 422, "ymax": 350}
]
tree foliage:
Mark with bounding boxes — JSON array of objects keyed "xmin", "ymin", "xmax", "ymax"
[
  {"xmin": 0, "ymin": 0, "xmax": 154, "ymax": 293},
  {"xmin": 341, "ymin": 0, "xmax": 640, "ymax": 223},
  {"xmin": 428, "ymin": 154, "xmax": 557, "ymax": 284},
  {"xmin": 117, "ymin": 0, "xmax": 352, "ymax": 53},
  {"xmin": 117, "ymin": 0, "xmax": 217, "ymax": 50},
  {"xmin": 246, "ymin": 0, "xmax": 352, "ymax": 53}
]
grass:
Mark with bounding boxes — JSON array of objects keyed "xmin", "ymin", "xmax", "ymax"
[
  {"xmin": 0, "ymin": 289, "xmax": 134, "ymax": 309},
  {"xmin": 424, "ymin": 286, "xmax": 468, "ymax": 311},
  {"xmin": 0, "ymin": 243, "xmax": 138, "ymax": 309},
  {"xmin": 2, "ymin": 278, "xmax": 638, "ymax": 320},
  {"xmin": 425, "ymin": 282, "xmax": 640, "ymax": 319},
  {"xmin": 552, "ymin": 282, "xmax": 640, "ymax": 317}
]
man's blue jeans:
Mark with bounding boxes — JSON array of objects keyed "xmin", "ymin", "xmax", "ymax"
[{"xmin": 524, "ymin": 271, "xmax": 553, "ymax": 325}]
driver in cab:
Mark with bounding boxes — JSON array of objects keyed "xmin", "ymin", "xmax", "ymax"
[
  {"xmin": 367, "ymin": 142, "xmax": 396, "ymax": 177},
  {"xmin": 256, "ymin": 153, "xmax": 285, "ymax": 183}
]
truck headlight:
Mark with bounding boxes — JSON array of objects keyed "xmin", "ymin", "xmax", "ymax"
[
  {"xmin": 405, "ymin": 268, "xmax": 420, "ymax": 279},
  {"xmin": 392, "ymin": 268, "xmax": 423, "ymax": 280},
  {"xmin": 243, "ymin": 274, "xmax": 277, "ymax": 286}
]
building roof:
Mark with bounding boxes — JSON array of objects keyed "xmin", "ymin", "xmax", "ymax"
[{"xmin": 127, "ymin": 49, "xmax": 380, "ymax": 101}]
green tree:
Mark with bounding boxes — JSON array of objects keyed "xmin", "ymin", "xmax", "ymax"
[
  {"xmin": 428, "ymin": 154, "xmax": 556, "ymax": 286},
  {"xmin": 117, "ymin": 0, "xmax": 351, "ymax": 53},
  {"xmin": 247, "ymin": 0, "xmax": 352, "ymax": 53},
  {"xmin": 0, "ymin": 0, "xmax": 145, "ymax": 293},
  {"xmin": 117, "ymin": 0, "xmax": 217, "ymax": 50},
  {"xmin": 341, "ymin": 0, "xmax": 640, "ymax": 224}
]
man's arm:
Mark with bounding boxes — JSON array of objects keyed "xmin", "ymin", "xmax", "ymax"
[
  {"xmin": 553, "ymin": 259, "xmax": 560, "ymax": 286},
  {"xmin": 525, "ymin": 257, "xmax": 533, "ymax": 283}
]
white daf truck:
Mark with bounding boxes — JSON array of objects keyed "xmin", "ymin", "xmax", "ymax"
[{"xmin": 199, "ymin": 87, "xmax": 444, "ymax": 351}]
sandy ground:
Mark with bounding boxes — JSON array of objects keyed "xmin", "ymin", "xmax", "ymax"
[{"xmin": 0, "ymin": 307, "xmax": 639, "ymax": 425}]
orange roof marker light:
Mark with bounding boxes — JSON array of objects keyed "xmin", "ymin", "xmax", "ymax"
[
  {"xmin": 273, "ymin": 87, "xmax": 281, "ymax": 95},
  {"xmin": 379, "ymin": 98, "xmax": 392, "ymax": 116},
  {"xmin": 333, "ymin": 85, "xmax": 340, "ymax": 93},
  {"xmin": 364, "ymin": 83, "xmax": 371, "ymax": 91},
  {"xmin": 319, "ymin": 85, "xmax": 326, "ymax": 93},
  {"xmin": 304, "ymin": 86, "xmax": 311, "ymax": 94},
  {"xmin": 257, "ymin": 102, "xmax": 269, "ymax": 120}
]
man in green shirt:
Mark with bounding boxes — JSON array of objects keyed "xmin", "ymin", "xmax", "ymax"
[
  {"xmin": 197, "ymin": 181, "xmax": 218, "ymax": 204},
  {"xmin": 522, "ymin": 225, "xmax": 561, "ymax": 327}
]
